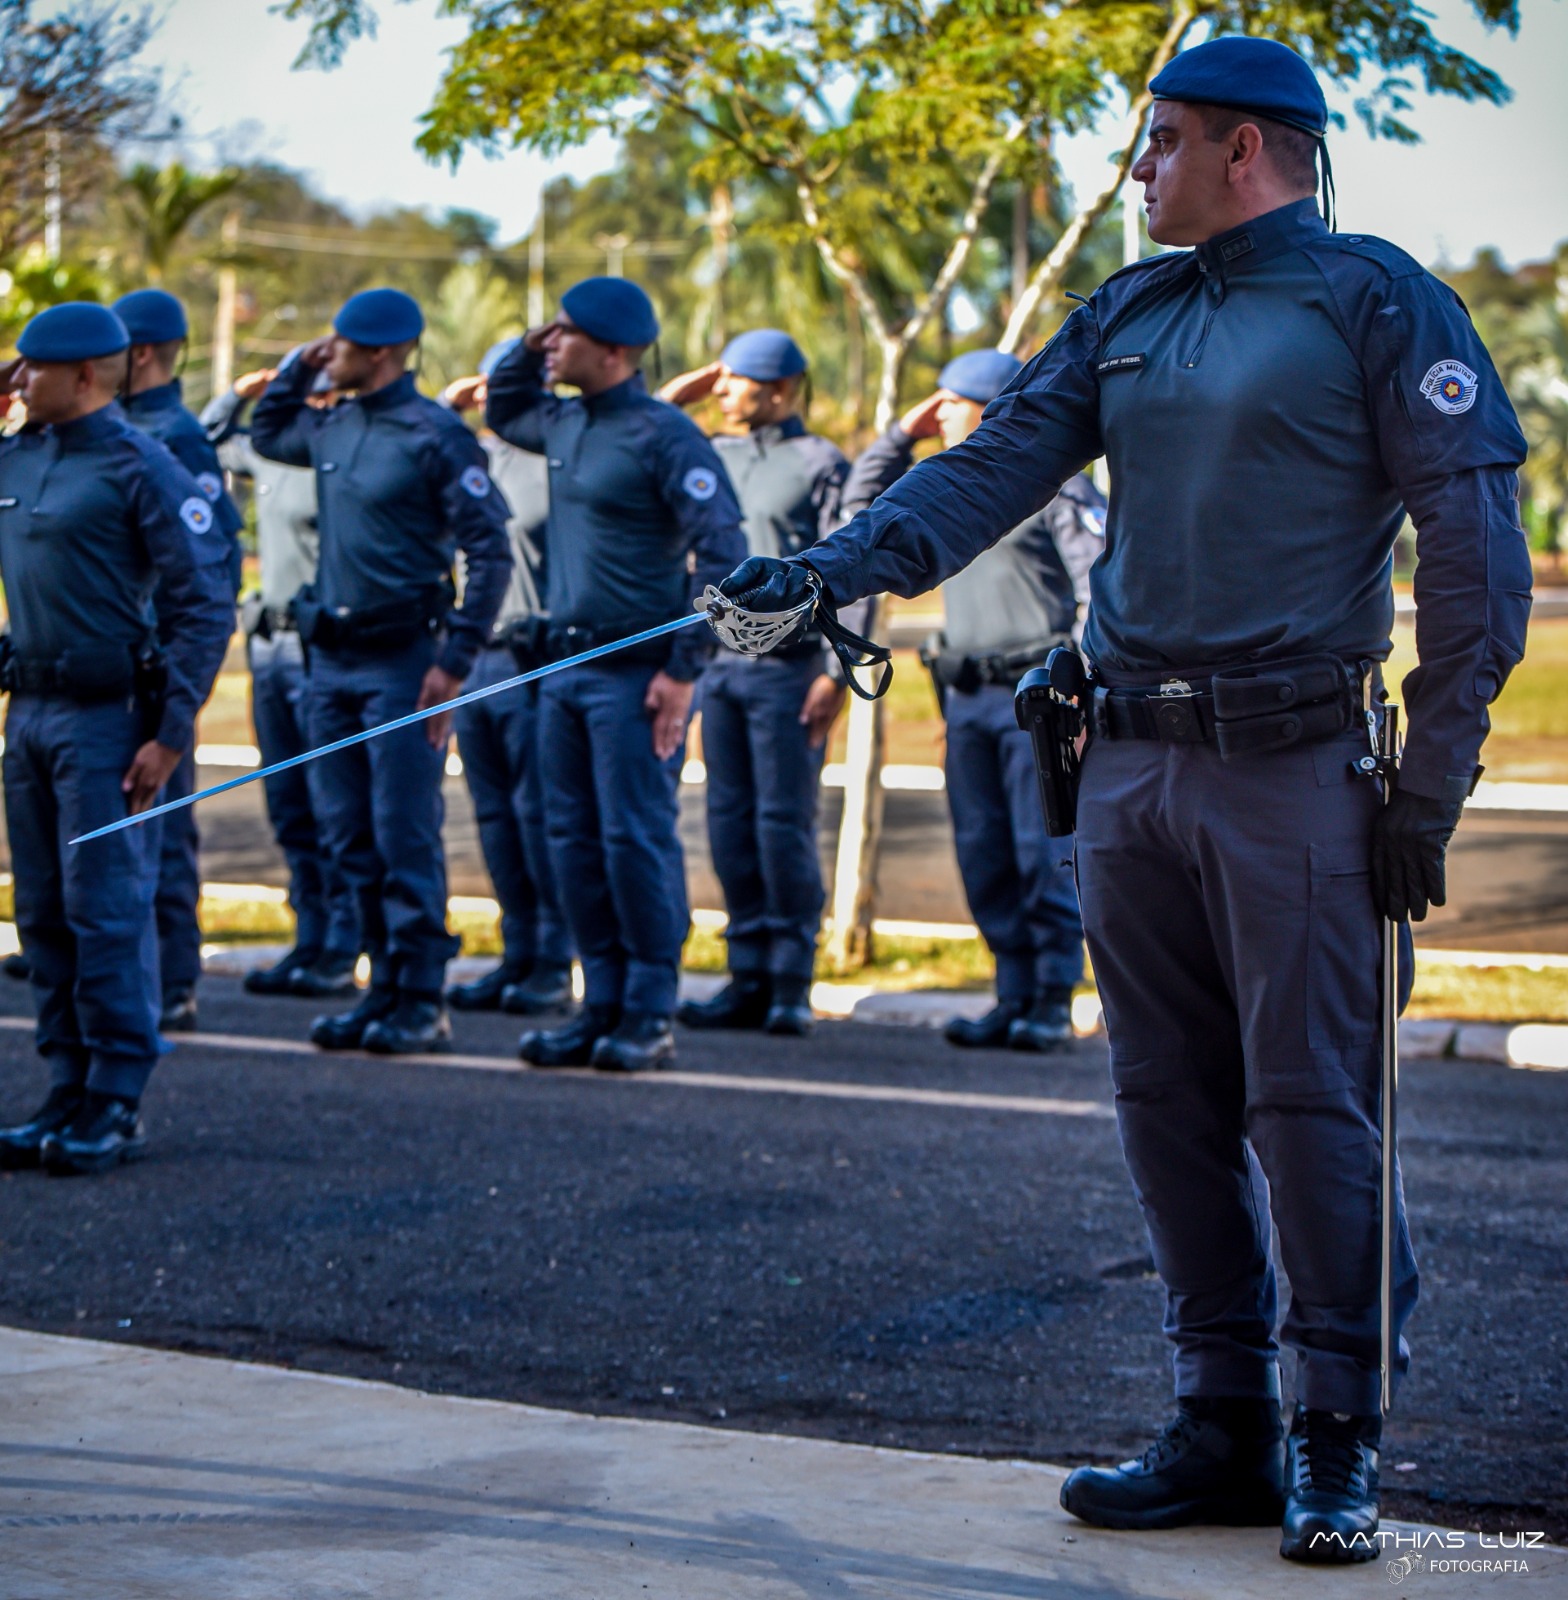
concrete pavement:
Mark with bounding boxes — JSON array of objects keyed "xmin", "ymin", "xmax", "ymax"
[{"xmin": 4, "ymin": 1327, "xmax": 1562, "ymax": 1598}]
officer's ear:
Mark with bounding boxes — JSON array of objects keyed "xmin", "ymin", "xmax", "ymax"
[{"xmin": 1226, "ymin": 121, "xmax": 1268, "ymax": 186}]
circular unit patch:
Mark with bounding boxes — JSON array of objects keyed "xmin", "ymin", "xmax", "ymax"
[
  {"xmin": 683, "ymin": 467, "xmax": 718, "ymax": 502},
  {"xmin": 196, "ymin": 471, "xmax": 224, "ymax": 501},
  {"xmin": 1420, "ymin": 359, "xmax": 1478, "ymax": 416},
  {"xmin": 459, "ymin": 465, "xmax": 491, "ymax": 498},
  {"xmin": 179, "ymin": 497, "xmax": 214, "ymax": 534}
]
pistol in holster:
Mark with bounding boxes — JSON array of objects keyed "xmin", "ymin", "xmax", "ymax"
[
  {"xmin": 132, "ymin": 641, "xmax": 169, "ymax": 745},
  {"xmin": 1014, "ymin": 646, "xmax": 1089, "ymax": 838}
]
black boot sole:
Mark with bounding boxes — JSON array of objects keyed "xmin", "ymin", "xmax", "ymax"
[
  {"xmin": 1280, "ymin": 1523, "xmax": 1381, "ymax": 1564},
  {"xmin": 42, "ymin": 1137, "xmax": 147, "ymax": 1178},
  {"xmin": 1060, "ymin": 1481, "xmax": 1285, "ymax": 1531}
]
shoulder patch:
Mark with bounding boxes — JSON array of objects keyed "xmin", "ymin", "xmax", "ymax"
[
  {"xmin": 179, "ymin": 497, "xmax": 214, "ymax": 535},
  {"xmin": 459, "ymin": 465, "xmax": 491, "ymax": 499},
  {"xmin": 1420, "ymin": 359, "xmax": 1479, "ymax": 416},
  {"xmin": 682, "ymin": 466, "xmax": 719, "ymax": 502},
  {"xmin": 196, "ymin": 471, "xmax": 223, "ymax": 501}
]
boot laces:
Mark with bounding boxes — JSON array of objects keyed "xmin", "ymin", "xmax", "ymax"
[
  {"xmin": 1139, "ymin": 1412, "xmax": 1205, "ymax": 1473},
  {"xmin": 1297, "ymin": 1413, "xmax": 1366, "ymax": 1496}
]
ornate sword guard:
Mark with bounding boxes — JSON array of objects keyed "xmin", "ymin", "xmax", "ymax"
[{"xmin": 700, "ymin": 584, "xmax": 817, "ymax": 658}]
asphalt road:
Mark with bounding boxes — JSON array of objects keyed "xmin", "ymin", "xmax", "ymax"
[
  {"xmin": 3, "ymin": 767, "xmax": 1566, "ymax": 951},
  {"xmin": 0, "ymin": 980, "xmax": 1563, "ymax": 1542}
]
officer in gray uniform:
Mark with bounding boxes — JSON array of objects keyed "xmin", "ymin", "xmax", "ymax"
[
  {"xmin": 0, "ymin": 303, "xmax": 234, "ymax": 1174},
  {"xmin": 486, "ymin": 278, "xmax": 747, "ymax": 1072},
  {"xmin": 441, "ymin": 339, "xmax": 573, "ymax": 1015},
  {"xmin": 115, "ymin": 288, "xmax": 244, "ymax": 1033},
  {"xmin": 252, "ymin": 288, "xmax": 511, "ymax": 1055},
  {"xmin": 716, "ymin": 38, "xmax": 1531, "ymax": 1564},
  {"xmin": 659, "ymin": 330, "xmax": 849, "ymax": 1035},
  {"xmin": 202, "ymin": 368, "xmax": 362, "ymax": 998},
  {"xmin": 838, "ymin": 349, "xmax": 1104, "ymax": 1051}
]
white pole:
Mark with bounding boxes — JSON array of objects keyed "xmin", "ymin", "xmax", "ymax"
[{"xmin": 44, "ymin": 129, "xmax": 62, "ymax": 261}]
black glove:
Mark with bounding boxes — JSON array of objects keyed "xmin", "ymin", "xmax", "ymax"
[
  {"xmin": 718, "ymin": 556, "xmax": 820, "ymax": 613},
  {"xmin": 1370, "ymin": 784, "xmax": 1464, "ymax": 923}
]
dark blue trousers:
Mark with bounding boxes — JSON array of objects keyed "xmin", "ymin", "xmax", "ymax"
[
  {"xmin": 249, "ymin": 629, "xmax": 358, "ymax": 961},
  {"xmin": 155, "ymin": 744, "xmax": 202, "ymax": 999},
  {"xmin": 4, "ymin": 695, "xmax": 162, "ymax": 1101},
  {"xmin": 944, "ymin": 683, "xmax": 1084, "ymax": 1000},
  {"xmin": 306, "ymin": 638, "xmax": 459, "ymax": 996},
  {"xmin": 538, "ymin": 662, "xmax": 688, "ymax": 1016},
  {"xmin": 454, "ymin": 644, "xmax": 570, "ymax": 968},
  {"xmin": 1075, "ymin": 730, "xmax": 1419, "ymax": 1416},
  {"xmin": 698, "ymin": 652, "xmax": 826, "ymax": 982}
]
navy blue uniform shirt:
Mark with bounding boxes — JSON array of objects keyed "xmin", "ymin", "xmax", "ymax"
[
  {"xmin": 0, "ymin": 403, "xmax": 237, "ymax": 750},
  {"xmin": 485, "ymin": 344, "xmax": 747, "ymax": 681},
  {"xmin": 800, "ymin": 200, "xmax": 1531, "ymax": 800},
  {"xmin": 251, "ymin": 361, "xmax": 512, "ymax": 679}
]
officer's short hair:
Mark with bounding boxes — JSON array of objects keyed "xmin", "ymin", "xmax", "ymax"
[
  {"xmin": 93, "ymin": 349, "xmax": 130, "ymax": 388},
  {"xmin": 1193, "ymin": 104, "xmax": 1319, "ymax": 193},
  {"xmin": 137, "ymin": 337, "xmax": 184, "ymax": 366}
]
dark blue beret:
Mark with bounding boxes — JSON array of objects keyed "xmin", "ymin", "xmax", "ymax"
[
  {"xmin": 939, "ymin": 349, "xmax": 1023, "ymax": 405},
  {"xmin": 720, "ymin": 328, "xmax": 807, "ymax": 382},
  {"xmin": 560, "ymin": 277, "xmax": 660, "ymax": 347},
  {"xmin": 478, "ymin": 337, "xmax": 522, "ymax": 378},
  {"xmin": 1149, "ymin": 37, "xmax": 1328, "ymax": 138},
  {"xmin": 334, "ymin": 287, "xmax": 425, "ymax": 346},
  {"xmin": 112, "ymin": 287, "xmax": 188, "ymax": 344},
  {"xmin": 16, "ymin": 302, "xmax": 130, "ymax": 363}
]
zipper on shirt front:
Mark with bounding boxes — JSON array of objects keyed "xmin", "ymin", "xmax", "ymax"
[{"xmin": 1183, "ymin": 275, "xmax": 1226, "ymax": 369}]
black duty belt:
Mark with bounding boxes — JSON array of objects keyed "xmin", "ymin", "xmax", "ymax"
[
  {"xmin": 0, "ymin": 638, "xmax": 166, "ymax": 721},
  {"xmin": 542, "ymin": 619, "xmax": 674, "ymax": 669},
  {"xmin": 294, "ymin": 582, "xmax": 453, "ymax": 654},
  {"xmin": 926, "ymin": 642, "xmax": 1064, "ymax": 694},
  {"xmin": 246, "ymin": 604, "xmax": 297, "ymax": 640},
  {"xmin": 1092, "ymin": 654, "xmax": 1372, "ymax": 759}
]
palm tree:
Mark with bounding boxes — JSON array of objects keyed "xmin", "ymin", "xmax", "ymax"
[{"xmin": 119, "ymin": 160, "xmax": 244, "ymax": 282}]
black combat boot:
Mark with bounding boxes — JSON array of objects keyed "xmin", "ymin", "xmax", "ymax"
[
  {"xmin": 40, "ymin": 1092, "xmax": 146, "ymax": 1177},
  {"xmin": 591, "ymin": 1012, "xmax": 676, "ymax": 1073},
  {"xmin": 159, "ymin": 987, "xmax": 199, "ymax": 1033},
  {"xmin": 288, "ymin": 951, "xmax": 360, "ymax": 999},
  {"xmin": 1279, "ymin": 1405, "xmax": 1381, "ymax": 1564},
  {"xmin": 244, "ymin": 945, "xmax": 322, "ymax": 996},
  {"xmin": 677, "ymin": 974, "xmax": 771, "ymax": 1031},
  {"xmin": 447, "ymin": 960, "xmax": 530, "ymax": 1012},
  {"xmin": 764, "ymin": 976, "xmax": 815, "ymax": 1036},
  {"xmin": 2, "ymin": 951, "xmax": 31, "ymax": 981},
  {"xmin": 1008, "ymin": 988, "xmax": 1075, "ymax": 1053},
  {"xmin": 500, "ymin": 963, "xmax": 576, "ymax": 1014},
  {"xmin": 1060, "ymin": 1398, "xmax": 1286, "ymax": 1530},
  {"xmin": 943, "ymin": 998, "xmax": 1026, "ymax": 1049},
  {"xmin": 0, "ymin": 1086, "xmax": 83, "ymax": 1170},
  {"xmin": 362, "ymin": 995, "xmax": 453, "ymax": 1055},
  {"xmin": 519, "ymin": 1004, "xmax": 621, "ymax": 1068},
  {"xmin": 310, "ymin": 987, "xmax": 398, "ymax": 1050}
]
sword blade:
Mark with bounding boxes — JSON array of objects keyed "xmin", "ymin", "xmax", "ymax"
[{"xmin": 70, "ymin": 610, "xmax": 711, "ymax": 847}]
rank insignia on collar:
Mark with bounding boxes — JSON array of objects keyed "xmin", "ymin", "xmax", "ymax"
[
  {"xmin": 1097, "ymin": 353, "xmax": 1145, "ymax": 374},
  {"xmin": 1420, "ymin": 359, "xmax": 1478, "ymax": 415}
]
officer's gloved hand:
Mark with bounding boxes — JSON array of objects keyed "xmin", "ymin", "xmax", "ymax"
[
  {"xmin": 719, "ymin": 556, "xmax": 819, "ymax": 614},
  {"xmin": 1370, "ymin": 784, "xmax": 1465, "ymax": 923}
]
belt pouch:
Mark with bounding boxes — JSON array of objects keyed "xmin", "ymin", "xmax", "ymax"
[{"xmin": 1211, "ymin": 654, "xmax": 1352, "ymax": 758}]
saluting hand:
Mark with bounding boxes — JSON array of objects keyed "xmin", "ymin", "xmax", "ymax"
[
  {"xmin": 122, "ymin": 741, "xmax": 185, "ymax": 815},
  {"xmin": 233, "ymin": 368, "xmax": 277, "ymax": 400},
  {"xmin": 897, "ymin": 392, "xmax": 946, "ymax": 440},
  {"xmin": 443, "ymin": 375, "xmax": 487, "ymax": 412},
  {"xmin": 297, "ymin": 335, "xmax": 335, "ymax": 369},
  {"xmin": 644, "ymin": 671, "xmax": 694, "ymax": 763},
  {"xmin": 415, "ymin": 664, "xmax": 464, "ymax": 750},
  {"xmin": 798, "ymin": 674, "xmax": 846, "ymax": 749},
  {"xmin": 657, "ymin": 362, "xmax": 723, "ymax": 407}
]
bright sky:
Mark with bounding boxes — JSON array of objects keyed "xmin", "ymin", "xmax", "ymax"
[{"xmin": 144, "ymin": 0, "xmax": 1568, "ymax": 269}]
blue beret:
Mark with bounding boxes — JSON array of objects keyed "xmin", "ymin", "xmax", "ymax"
[
  {"xmin": 334, "ymin": 287, "xmax": 425, "ymax": 346},
  {"xmin": 938, "ymin": 349, "xmax": 1023, "ymax": 405},
  {"xmin": 112, "ymin": 287, "xmax": 188, "ymax": 344},
  {"xmin": 16, "ymin": 302, "xmax": 130, "ymax": 363},
  {"xmin": 560, "ymin": 277, "xmax": 660, "ymax": 347},
  {"xmin": 478, "ymin": 336, "xmax": 522, "ymax": 379},
  {"xmin": 1149, "ymin": 37, "xmax": 1327, "ymax": 138},
  {"xmin": 720, "ymin": 329, "xmax": 807, "ymax": 382}
]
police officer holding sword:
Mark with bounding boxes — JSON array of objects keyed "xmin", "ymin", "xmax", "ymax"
[
  {"xmin": 715, "ymin": 37, "xmax": 1530, "ymax": 1565},
  {"xmin": 0, "ymin": 303, "xmax": 236, "ymax": 1175},
  {"xmin": 252, "ymin": 287, "xmax": 512, "ymax": 1055}
]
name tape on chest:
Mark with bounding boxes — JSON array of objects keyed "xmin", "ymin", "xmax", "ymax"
[
  {"xmin": 459, "ymin": 465, "xmax": 491, "ymax": 499},
  {"xmin": 1420, "ymin": 359, "xmax": 1479, "ymax": 416},
  {"xmin": 196, "ymin": 471, "xmax": 224, "ymax": 501},
  {"xmin": 180, "ymin": 497, "xmax": 215, "ymax": 535},
  {"xmin": 0, "ymin": 497, "xmax": 17, "ymax": 510},
  {"xmin": 1097, "ymin": 353, "xmax": 1146, "ymax": 375},
  {"xmin": 683, "ymin": 466, "xmax": 719, "ymax": 502}
]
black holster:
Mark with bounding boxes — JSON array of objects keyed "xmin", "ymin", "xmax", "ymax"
[
  {"xmin": 500, "ymin": 615, "xmax": 549, "ymax": 672},
  {"xmin": 1014, "ymin": 647, "xmax": 1088, "ymax": 838},
  {"xmin": 291, "ymin": 580, "xmax": 453, "ymax": 655},
  {"xmin": 133, "ymin": 642, "xmax": 169, "ymax": 744}
]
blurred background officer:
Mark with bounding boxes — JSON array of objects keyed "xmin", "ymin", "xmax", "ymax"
[
  {"xmin": 203, "ymin": 367, "xmax": 362, "ymax": 999},
  {"xmin": 486, "ymin": 278, "xmax": 746, "ymax": 1072},
  {"xmin": 659, "ymin": 330, "xmax": 848, "ymax": 1036},
  {"xmin": 839, "ymin": 349, "xmax": 1104, "ymax": 1052},
  {"xmin": 716, "ymin": 36, "xmax": 1531, "ymax": 1565},
  {"xmin": 114, "ymin": 287, "xmax": 245, "ymax": 1034},
  {"xmin": 440, "ymin": 340, "xmax": 573, "ymax": 1015},
  {"xmin": 0, "ymin": 304, "xmax": 234, "ymax": 1175},
  {"xmin": 252, "ymin": 287, "xmax": 511, "ymax": 1055}
]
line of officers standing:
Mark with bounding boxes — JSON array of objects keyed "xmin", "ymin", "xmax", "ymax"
[{"xmin": 0, "ymin": 272, "xmax": 1105, "ymax": 1175}]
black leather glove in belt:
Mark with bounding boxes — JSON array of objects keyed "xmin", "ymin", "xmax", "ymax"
[{"xmin": 1371, "ymin": 785, "xmax": 1464, "ymax": 923}]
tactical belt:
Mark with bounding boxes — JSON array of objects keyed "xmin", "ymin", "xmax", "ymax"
[
  {"xmin": 294, "ymin": 581, "xmax": 452, "ymax": 654},
  {"xmin": 541, "ymin": 619, "xmax": 674, "ymax": 669},
  {"xmin": 244, "ymin": 602, "xmax": 297, "ymax": 641},
  {"xmin": 0, "ymin": 637, "xmax": 168, "ymax": 740},
  {"xmin": 925, "ymin": 641, "xmax": 1065, "ymax": 695},
  {"xmin": 1091, "ymin": 653, "xmax": 1371, "ymax": 759}
]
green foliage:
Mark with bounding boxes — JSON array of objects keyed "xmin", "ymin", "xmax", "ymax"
[
  {"xmin": 0, "ymin": 247, "xmax": 106, "ymax": 345},
  {"xmin": 119, "ymin": 161, "xmax": 246, "ymax": 281}
]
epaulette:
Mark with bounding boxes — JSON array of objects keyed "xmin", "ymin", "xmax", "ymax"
[{"xmin": 1308, "ymin": 231, "xmax": 1425, "ymax": 281}]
